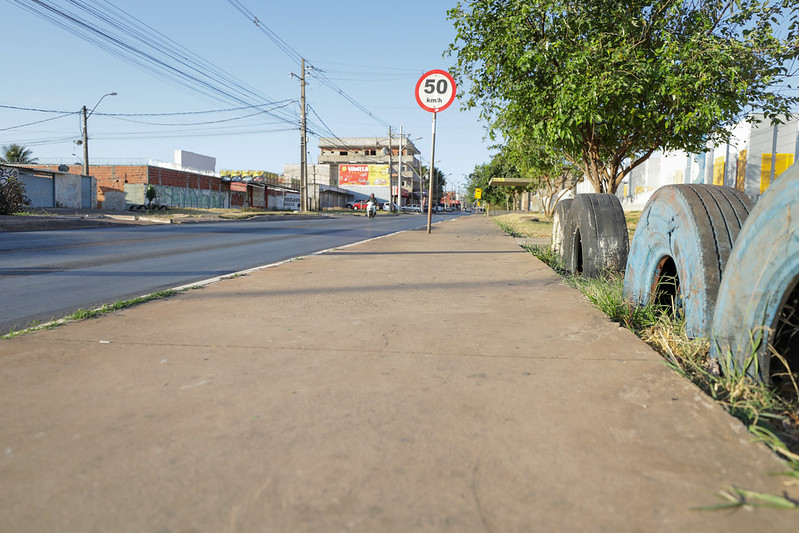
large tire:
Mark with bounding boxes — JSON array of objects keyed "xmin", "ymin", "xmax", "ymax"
[
  {"xmin": 711, "ymin": 164, "xmax": 799, "ymax": 382},
  {"xmin": 551, "ymin": 198, "xmax": 573, "ymax": 259},
  {"xmin": 623, "ymin": 184, "xmax": 753, "ymax": 338},
  {"xmin": 562, "ymin": 194, "xmax": 628, "ymax": 277}
]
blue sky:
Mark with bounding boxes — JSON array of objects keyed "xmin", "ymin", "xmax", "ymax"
[{"xmin": 1, "ymin": 0, "xmax": 494, "ymax": 190}]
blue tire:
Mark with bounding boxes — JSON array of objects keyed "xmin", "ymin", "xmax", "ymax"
[
  {"xmin": 562, "ymin": 194, "xmax": 628, "ymax": 277},
  {"xmin": 623, "ymin": 184, "xmax": 753, "ymax": 338},
  {"xmin": 711, "ymin": 164, "xmax": 799, "ymax": 382}
]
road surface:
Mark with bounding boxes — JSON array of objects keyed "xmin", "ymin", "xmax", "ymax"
[{"xmin": 0, "ymin": 213, "xmax": 461, "ymax": 335}]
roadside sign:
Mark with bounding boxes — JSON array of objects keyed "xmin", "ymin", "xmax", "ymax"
[
  {"xmin": 415, "ymin": 69, "xmax": 457, "ymax": 113},
  {"xmin": 475, "ymin": 188, "xmax": 482, "ymax": 199}
]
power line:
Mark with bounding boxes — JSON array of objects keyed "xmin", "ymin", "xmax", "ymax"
[
  {"xmin": 224, "ymin": 0, "xmax": 391, "ymax": 132},
  {"xmin": 224, "ymin": 0, "xmax": 303, "ymax": 66},
  {"xmin": 0, "ymin": 112, "xmax": 76, "ymax": 132},
  {"xmin": 7, "ymin": 0, "xmax": 299, "ymax": 127}
]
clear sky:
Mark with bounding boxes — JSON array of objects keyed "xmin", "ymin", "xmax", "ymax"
[{"xmin": 1, "ymin": 0, "xmax": 495, "ymax": 191}]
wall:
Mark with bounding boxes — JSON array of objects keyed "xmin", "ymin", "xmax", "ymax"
[
  {"xmin": 12, "ymin": 167, "xmax": 94, "ymax": 208},
  {"xmin": 575, "ymin": 115, "xmax": 799, "ymax": 210},
  {"xmin": 126, "ymin": 183, "xmax": 228, "ymax": 208},
  {"xmin": 103, "ymin": 190, "xmax": 126, "ymax": 210},
  {"xmin": 54, "ymin": 173, "xmax": 81, "ymax": 208},
  {"xmin": 266, "ymin": 189, "xmax": 300, "ymax": 210}
]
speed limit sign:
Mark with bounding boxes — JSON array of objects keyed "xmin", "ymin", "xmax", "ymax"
[{"xmin": 415, "ymin": 69, "xmax": 457, "ymax": 113}]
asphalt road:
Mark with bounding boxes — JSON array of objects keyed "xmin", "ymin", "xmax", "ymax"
[{"xmin": 0, "ymin": 213, "xmax": 461, "ymax": 335}]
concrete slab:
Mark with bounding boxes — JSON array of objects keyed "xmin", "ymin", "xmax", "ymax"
[{"xmin": 1, "ymin": 216, "xmax": 797, "ymax": 532}]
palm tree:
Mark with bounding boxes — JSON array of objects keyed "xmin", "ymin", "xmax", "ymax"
[{"xmin": 1, "ymin": 144, "xmax": 38, "ymax": 164}]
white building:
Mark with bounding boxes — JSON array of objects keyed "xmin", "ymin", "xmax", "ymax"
[{"xmin": 576, "ymin": 114, "xmax": 799, "ymax": 210}]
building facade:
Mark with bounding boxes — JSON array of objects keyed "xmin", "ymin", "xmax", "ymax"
[
  {"xmin": 33, "ymin": 150, "xmax": 295, "ymax": 211},
  {"xmin": 284, "ymin": 136, "xmax": 423, "ymax": 209}
]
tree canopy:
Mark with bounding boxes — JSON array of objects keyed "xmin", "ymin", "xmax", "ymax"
[
  {"xmin": 464, "ymin": 155, "xmax": 527, "ymax": 209},
  {"xmin": 1, "ymin": 144, "xmax": 38, "ymax": 164},
  {"xmin": 421, "ymin": 165, "xmax": 447, "ymax": 205},
  {"xmin": 448, "ymin": 0, "xmax": 799, "ymax": 194}
]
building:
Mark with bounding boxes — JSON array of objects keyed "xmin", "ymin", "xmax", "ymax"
[
  {"xmin": 33, "ymin": 150, "xmax": 296, "ymax": 211},
  {"xmin": 575, "ymin": 114, "xmax": 799, "ymax": 210},
  {"xmin": 220, "ymin": 170, "xmax": 300, "ymax": 211},
  {"xmin": 1, "ymin": 164, "xmax": 95, "ymax": 209},
  {"xmin": 284, "ymin": 136, "xmax": 423, "ymax": 210}
]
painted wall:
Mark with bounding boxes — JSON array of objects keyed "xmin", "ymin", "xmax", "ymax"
[
  {"xmin": 125, "ymin": 183, "xmax": 228, "ymax": 208},
  {"xmin": 10, "ymin": 167, "xmax": 94, "ymax": 208},
  {"xmin": 577, "ymin": 115, "xmax": 798, "ymax": 210}
]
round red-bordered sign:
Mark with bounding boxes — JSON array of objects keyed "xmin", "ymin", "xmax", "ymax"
[{"xmin": 415, "ymin": 69, "xmax": 457, "ymax": 113}]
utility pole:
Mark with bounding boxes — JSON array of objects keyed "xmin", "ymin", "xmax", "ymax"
[
  {"xmin": 80, "ymin": 92, "xmax": 117, "ymax": 176},
  {"xmin": 397, "ymin": 126, "xmax": 403, "ymax": 209},
  {"xmin": 388, "ymin": 126, "xmax": 392, "ymax": 211},
  {"xmin": 82, "ymin": 106, "xmax": 89, "ymax": 176},
  {"xmin": 300, "ymin": 57, "xmax": 308, "ymax": 212}
]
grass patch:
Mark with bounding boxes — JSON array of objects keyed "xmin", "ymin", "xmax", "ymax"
[
  {"xmin": 494, "ymin": 213, "xmax": 553, "ymax": 239},
  {"xmin": 507, "ymin": 214, "xmax": 799, "ymax": 504},
  {"xmin": 65, "ymin": 289, "xmax": 179, "ymax": 320},
  {"xmin": 1, "ymin": 289, "xmax": 183, "ymax": 339}
]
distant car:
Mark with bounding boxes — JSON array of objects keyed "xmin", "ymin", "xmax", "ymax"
[
  {"xmin": 351, "ymin": 200, "xmax": 371, "ymax": 210},
  {"xmin": 383, "ymin": 202, "xmax": 399, "ymax": 212},
  {"xmin": 402, "ymin": 204, "xmax": 422, "ymax": 213}
]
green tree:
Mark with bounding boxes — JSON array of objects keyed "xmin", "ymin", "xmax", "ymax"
[
  {"xmin": 0, "ymin": 172, "xmax": 30, "ymax": 215},
  {"xmin": 421, "ymin": 165, "xmax": 447, "ymax": 205},
  {"xmin": 501, "ymin": 140, "xmax": 581, "ymax": 216},
  {"xmin": 448, "ymin": 0, "xmax": 799, "ymax": 193},
  {"xmin": 465, "ymin": 155, "xmax": 524, "ymax": 210},
  {"xmin": 1, "ymin": 144, "xmax": 38, "ymax": 164}
]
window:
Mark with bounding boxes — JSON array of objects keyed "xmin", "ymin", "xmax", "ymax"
[
  {"xmin": 339, "ymin": 151, "xmax": 348, "ymax": 156},
  {"xmin": 365, "ymin": 149, "xmax": 376, "ymax": 156}
]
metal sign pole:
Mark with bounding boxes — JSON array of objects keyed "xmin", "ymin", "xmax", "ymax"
[{"xmin": 426, "ymin": 111, "xmax": 437, "ymax": 234}]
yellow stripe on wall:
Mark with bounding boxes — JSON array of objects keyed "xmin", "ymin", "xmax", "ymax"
[{"xmin": 761, "ymin": 153, "xmax": 795, "ymax": 193}]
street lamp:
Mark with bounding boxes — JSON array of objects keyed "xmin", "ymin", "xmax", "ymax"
[{"xmin": 81, "ymin": 92, "xmax": 117, "ymax": 176}]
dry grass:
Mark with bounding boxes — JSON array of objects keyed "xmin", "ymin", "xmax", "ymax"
[
  {"xmin": 502, "ymin": 213, "xmax": 799, "ymax": 498},
  {"xmin": 494, "ymin": 210, "xmax": 641, "ymax": 241},
  {"xmin": 493, "ymin": 213, "xmax": 554, "ymax": 239}
]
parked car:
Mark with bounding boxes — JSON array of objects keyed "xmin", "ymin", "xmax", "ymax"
[
  {"xmin": 401, "ymin": 204, "xmax": 422, "ymax": 213},
  {"xmin": 383, "ymin": 202, "xmax": 399, "ymax": 212},
  {"xmin": 351, "ymin": 200, "xmax": 370, "ymax": 210}
]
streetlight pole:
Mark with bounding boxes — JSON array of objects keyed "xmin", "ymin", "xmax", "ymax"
[
  {"xmin": 397, "ymin": 126, "xmax": 403, "ymax": 210},
  {"xmin": 82, "ymin": 92, "xmax": 117, "ymax": 176}
]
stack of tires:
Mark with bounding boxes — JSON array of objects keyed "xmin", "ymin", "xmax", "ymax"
[{"xmin": 550, "ymin": 167, "xmax": 799, "ymax": 384}]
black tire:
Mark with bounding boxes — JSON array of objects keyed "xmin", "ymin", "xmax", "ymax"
[
  {"xmin": 711, "ymin": 164, "xmax": 799, "ymax": 382},
  {"xmin": 623, "ymin": 184, "xmax": 753, "ymax": 338},
  {"xmin": 562, "ymin": 194, "xmax": 628, "ymax": 277},
  {"xmin": 551, "ymin": 198, "xmax": 573, "ymax": 259}
]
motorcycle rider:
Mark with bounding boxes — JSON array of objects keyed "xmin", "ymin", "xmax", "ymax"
[{"xmin": 366, "ymin": 193, "xmax": 377, "ymax": 218}]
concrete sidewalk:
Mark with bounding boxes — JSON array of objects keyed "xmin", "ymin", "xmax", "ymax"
[{"xmin": 1, "ymin": 216, "xmax": 796, "ymax": 532}]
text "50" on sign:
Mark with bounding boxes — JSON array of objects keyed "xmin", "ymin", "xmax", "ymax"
[{"xmin": 415, "ymin": 70, "xmax": 457, "ymax": 113}]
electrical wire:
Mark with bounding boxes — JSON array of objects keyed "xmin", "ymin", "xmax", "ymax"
[
  {"xmin": 224, "ymin": 0, "xmax": 392, "ymax": 133},
  {"xmin": 6, "ymin": 0, "xmax": 300, "ymax": 127},
  {"xmin": 224, "ymin": 0, "xmax": 303, "ymax": 66},
  {"xmin": 0, "ymin": 112, "xmax": 77, "ymax": 132}
]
